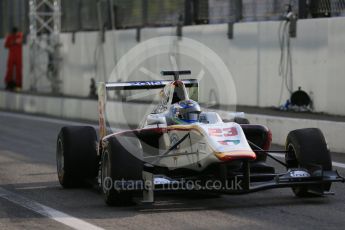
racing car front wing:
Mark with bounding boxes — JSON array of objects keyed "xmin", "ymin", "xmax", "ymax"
[{"xmin": 138, "ymin": 160, "xmax": 345, "ymax": 203}]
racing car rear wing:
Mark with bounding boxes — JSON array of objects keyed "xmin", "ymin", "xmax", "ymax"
[
  {"xmin": 161, "ymin": 70, "xmax": 191, "ymax": 80},
  {"xmin": 105, "ymin": 79, "xmax": 198, "ymax": 90},
  {"xmin": 97, "ymin": 79, "xmax": 199, "ymax": 140}
]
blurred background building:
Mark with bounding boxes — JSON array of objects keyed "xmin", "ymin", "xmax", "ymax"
[
  {"xmin": 1, "ymin": 0, "xmax": 345, "ymax": 115},
  {"xmin": 2, "ymin": 0, "xmax": 345, "ymax": 40}
]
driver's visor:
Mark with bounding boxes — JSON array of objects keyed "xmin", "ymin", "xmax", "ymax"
[{"xmin": 183, "ymin": 111, "xmax": 201, "ymax": 122}]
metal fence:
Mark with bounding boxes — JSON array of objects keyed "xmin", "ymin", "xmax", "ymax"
[
  {"xmin": 2, "ymin": 0, "xmax": 345, "ymax": 38},
  {"xmin": 61, "ymin": 0, "xmax": 109, "ymax": 31},
  {"xmin": 309, "ymin": 0, "xmax": 345, "ymax": 17},
  {"xmin": 242, "ymin": 0, "xmax": 290, "ymax": 21},
  {"xmin": 113, "ymin": 0, "xmax": 144, "ymax": 28},
  {"xmin": 61, "ymin": 0, "xmax": 185, "ymax": 31},
  {"xmin": 0, "ymin": 0, "xmax": 29, "ymax": 39},
  {"xmin": 59, "ymin": 0, "xmax": 292, "ymax": 30}
]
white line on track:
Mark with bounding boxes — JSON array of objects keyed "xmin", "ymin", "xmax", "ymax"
[
  {"xmin": 332, "ymin": 162, "xmax": 345, "ymax": 169},
  {"xmin": 270, "ymin": 153, "xmax": 345, "ymax": 169},
  {"xmin": 0, "ymin": 187, "xmax": 104, "ymax": 230},
  {"xmin": 16, "ymin": 185, "xmax": 58, "ymax": 190}
]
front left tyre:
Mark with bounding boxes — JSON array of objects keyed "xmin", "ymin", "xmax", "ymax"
[
  {"xmin": 101, "ymin": 136, "xmax": 143, "ymax": 206},
  {"xmin": 56, "ymin": 126, "xmax": 98, "ymax": 188}
]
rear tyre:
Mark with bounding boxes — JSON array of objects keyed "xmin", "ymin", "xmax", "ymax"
[
  {"xmin": 56, "ymin": 126, "xmax": 98, "ymax": 188},
  {"xmin": 241, "ymin": 124, "xmax": 272, "ymax": 162},
  {"xmin": 101, "ymin": 137, "xmax": 143, "ymax": 206},
  {"xmin": 285, "ymin": 128, "xmax": 332, "ymax": 197}
]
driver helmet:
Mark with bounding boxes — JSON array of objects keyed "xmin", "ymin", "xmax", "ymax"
[{"xmin": 172, "ymin": 99, "xmax": 201, "ymax": 124}]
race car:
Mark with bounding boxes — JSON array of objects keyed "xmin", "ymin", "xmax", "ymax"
[{"xmin": 56, "ymin": 70, "xmax": 344, "ymax": 206}]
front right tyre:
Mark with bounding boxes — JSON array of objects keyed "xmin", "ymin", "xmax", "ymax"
[{"xmin": 285, "ymin": 128, "xmax": 332, "ymax": 197}]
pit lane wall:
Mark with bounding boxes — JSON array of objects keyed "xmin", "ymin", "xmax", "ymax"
[
  {"xmin": 1, "ymin": 90, "xmax": 345, "ymax": 153},
  {"xmin": 1, "ymin": 17, "xmax": 345, "ymax": 116}
]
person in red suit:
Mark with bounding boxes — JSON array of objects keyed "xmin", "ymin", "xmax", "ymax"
[{"xmin": 4, "ymin": 27, "xmax": 23, "ymax": 90}]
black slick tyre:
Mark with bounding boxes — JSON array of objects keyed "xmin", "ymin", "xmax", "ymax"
[
  {"xmin": 101, "ymin": 137, "xmax": 143, "ymax": 206},
  {"xmin": 56, "ymin": 126, "xmax": 98, "ymax": 188},
  {"xmin": 285, "ymin": 128, "xmax": 332, "ymax": 197}
]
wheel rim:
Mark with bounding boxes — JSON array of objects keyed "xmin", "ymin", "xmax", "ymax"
[
  {"xmin": 101, "ymin": 151, "xmax": 111, "ymax": 194},
  {"xmin": 287, "ymin": 143, "xmax": 295, "ymax": 157},
  {"xmin": 286, "ymin": 143, "xmax": 298, "ymax": 168},
  {"xmin": 56, "ymin": 138, "xmax": 65, "ymax": 180},
  {"xmin": 287, "ymin": 143, "xmax": 308, "ymax": 194}
]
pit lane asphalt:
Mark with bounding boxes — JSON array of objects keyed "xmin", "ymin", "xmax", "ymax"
[{"xmin": 0, "ymin": 111, "xmax": 345, "ymax": 230}]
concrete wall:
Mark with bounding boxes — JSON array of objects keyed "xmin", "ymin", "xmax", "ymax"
[
  {"xmin": 0, "ymin": 39, "xmax": 7, "ymax": 89},
  {"xmin": 247, "ymin": 113, "xmax": 345, "ymax": 154},
  {"xmin": 1, "ymin": 17, "xmax": 345, "ymax": 115}
]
